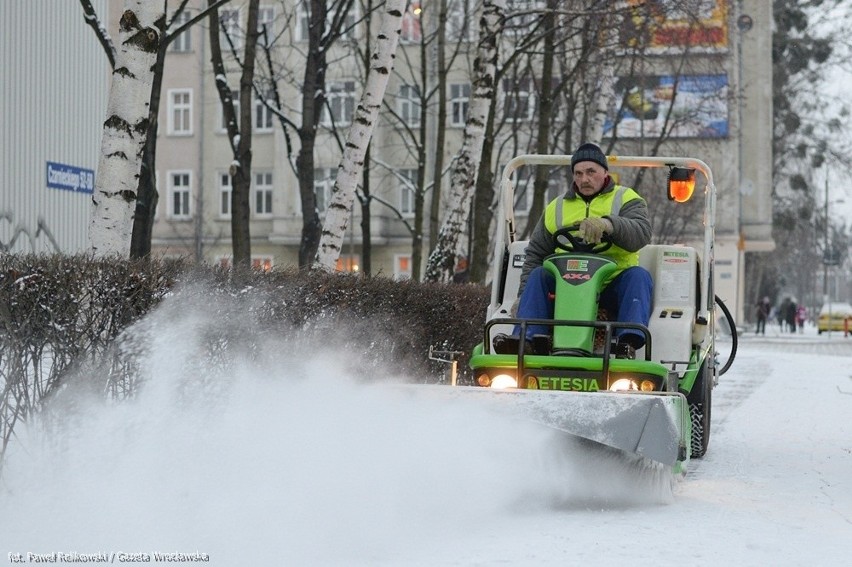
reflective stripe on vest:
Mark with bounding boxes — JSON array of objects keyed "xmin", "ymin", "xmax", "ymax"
[
  {"xmin": 554, "ymin": 186, "xmax": 628, "ymax": 231},
  {"xmin": 545, "ymin": 185, "xmax": 639, "ymax": 283}
]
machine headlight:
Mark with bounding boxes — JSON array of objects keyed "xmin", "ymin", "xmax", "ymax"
[
  {"xmin": 610, "ymin": 378, "xmax": 638, "ymax": 391},
  {"xmin": 490, "ymin": 374, "xmax": 518, "ymax": 389},
  {"xmin": 610, "ymin": 377, "xmax": 658, "ymax": 392}
]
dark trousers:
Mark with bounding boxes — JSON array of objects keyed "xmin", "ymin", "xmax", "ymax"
[{"xmin": 515, "ymin": 265, "xmax": 653, "ymax": 346}]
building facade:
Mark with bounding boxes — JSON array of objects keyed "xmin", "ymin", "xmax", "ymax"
[
  {"xmin": 1, "ymin": 0, "xmax": 110, "ymax": 254},
  {"xmin": 5, "ymin": 1, "xmax": 772, "ymax": 322}
]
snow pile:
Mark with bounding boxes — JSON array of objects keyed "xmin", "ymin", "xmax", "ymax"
[{"xmin": 0, "ymin": 286, "xmax": 670, "ymax": 565}]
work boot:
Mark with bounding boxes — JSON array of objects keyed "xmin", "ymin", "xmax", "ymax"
[{"xmin": 492, "ymin": 333, "xmax": 533, "ymax": 355}]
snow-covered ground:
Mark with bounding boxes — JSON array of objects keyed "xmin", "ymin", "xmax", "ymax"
[{"xmin": 1, "ymin": 315, "xmax": 850, "ymax": 566}]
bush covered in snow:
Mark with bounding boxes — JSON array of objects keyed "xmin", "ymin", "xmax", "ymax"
[{"xmin": 0, "ymin": 255, "xmax": 488, "ymax": 467}]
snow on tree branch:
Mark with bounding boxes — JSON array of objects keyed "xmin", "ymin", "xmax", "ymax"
[{"xmin": 313, "ymin": 0, "xmax": 406, "ymax": 272}]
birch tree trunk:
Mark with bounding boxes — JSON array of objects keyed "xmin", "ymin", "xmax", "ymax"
[
  {"xmin": 313, "ymin": 0, "xmax": 406, "ymax": 271},
  {"xmin": 88, "ymin": 2, "xmax": 164, "ymax": 257},
  {"xmin": 423, "ymin": 0, "xmax": 505, "ymax": 283}
]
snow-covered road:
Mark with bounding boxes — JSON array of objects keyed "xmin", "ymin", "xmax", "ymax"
[{"xmin": 2, "ymin": 327, "xmax": 851, "ymax": 566}]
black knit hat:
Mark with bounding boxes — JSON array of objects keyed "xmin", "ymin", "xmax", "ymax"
[{"xmin": 571, "ymin": 143, "xmax": 608, "ymax": 171}]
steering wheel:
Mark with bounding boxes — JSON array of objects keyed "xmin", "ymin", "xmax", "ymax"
[{"xmin": 553, "ymin": 223, "xmax": 613, "ymax": 254}]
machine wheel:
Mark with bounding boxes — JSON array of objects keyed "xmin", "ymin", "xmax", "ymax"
[{"xmin": 687, "ymin": 358, "xmax": 712, "ymax": 458}]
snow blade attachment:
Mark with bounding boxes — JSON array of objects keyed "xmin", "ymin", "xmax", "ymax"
[{"xmin": 427, "ymin": 386, "xmax": 689, "ymax": 467}]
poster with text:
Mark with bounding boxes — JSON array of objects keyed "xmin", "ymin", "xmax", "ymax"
[{"xmin": 619, "ymin": 0, "xmax": 729, "ymax": 54}]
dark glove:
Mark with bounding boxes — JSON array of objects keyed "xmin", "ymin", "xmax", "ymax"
[{"xmin": 578, "ymin": 217, "xmax": 613, "ymax": 244}]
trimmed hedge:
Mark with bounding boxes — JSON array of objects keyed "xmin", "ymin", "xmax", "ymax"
[{"xmin": 0, "ymin": 255, "xmax": 489, "ymax": 466}]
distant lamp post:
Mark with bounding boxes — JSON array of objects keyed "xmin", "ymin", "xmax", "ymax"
[
  {"xmin": 735, "ymin": 2, "xmax": 752, "ymax": 325},
  {"xmin": 822, "ymin": 167, "xmax": 845, "ymax": 302}
]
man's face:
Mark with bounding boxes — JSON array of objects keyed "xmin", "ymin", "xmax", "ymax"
[{"xmin": 572, "ymin": 162, "xmax": 608, "ymax": 196}]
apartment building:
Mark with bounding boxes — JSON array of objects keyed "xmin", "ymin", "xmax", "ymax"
[
  {"xmin": 120, "ymin": 1, "xmax": 771, "ymax": 320},
  {"xmin": 141, "ymin": 0, "xmax": 457, "ymax": 278}
]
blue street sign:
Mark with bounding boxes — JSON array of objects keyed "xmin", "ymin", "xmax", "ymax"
[{"xmin": 46, "ymin": 161, "xmax": 95, "ymax": 194}]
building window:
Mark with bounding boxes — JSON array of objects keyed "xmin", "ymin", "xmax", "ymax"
[
  {"xmin": 511, "ymin": 170, "xmax": 531, "ymax": 213},
  {"xmin": 336, "ymin": 255, "xmax": 360, "ymax": 273},
  {"xmin": 505, "ymin": 0, "xmax": 542, "ymax": 37},
  {"xmin": 218, "ymin": 256, "xmax": 274, "ymax": 272},
  {"xmin": 503, "ymin": 78, "xmax": 535, "ymax": 122},
  {"xmin": 447, "ymin": 0, "xmax": 475, "ymax": 42},
  {"xmin": 257, "ymin": 6, "xmax": 275, "ymax": 46},
  {"xmin": 394, "ymin": 254, "xmax": 412, "ymax": 280},
  {"xmin": 322, "ymin": 81, "xmax": 355, "ymax": 127},
  {"xmin": 400, "ymin": 5, "xmax": 422, "ymax": 43},
  {"xmin": 295, "ymin": 7, "xmax": 310, "ymax": 42},
  {"xmin": 255, "ymin": 91, "xmax": 273, "ymax": 132},
  {"xmin": 296, "ymin": 5, "xmax": 357, "ymax": 42},
  {"xmin": 154, "ymin": 171, "xmax": 160, "ymax": 220},
  {"xmin": 398, "ymin": 85, "xmax": 421, "ymax": 127},
  {"xmin": 509, "ymin": 167, "xmax": 562, "ymax": 214},
  {"xmin": 254, "ymin": 171, "xmax": 273, "ymax": 217},
  {"xmin": 450, "ymin": 83, "xmax": 470, "ymax": 127},
  {"xmin": 219, "ymin": 173, "xmax": 231, "ymax": 218},
  {"xmin": 219, "ymin": 8, "xmax": 242, "ymax": 50},
  {"xmin": 399, "ymin": 169, "xmax": 417, "ymax": 216},
  {"xmin": 169, "ymin": 10, "xmax": 192, "ymax": 52},
  {"xmin": 251, "ymin": 256, "xmax": 274, "ymax": 272},
  {"xmin": 219, "ymin": 90, "xmax": 240, "ymax": 132},
  {"xmin": 167, "ymin": 89, "xmax": 192, "ymax": 135},
  {"xmin": 168, "ymin": 171, "xmax": 192, "ymax": 219},
  {"xmin": 313, "ymin": 168, "xmax": 335, "ymax": 213}
]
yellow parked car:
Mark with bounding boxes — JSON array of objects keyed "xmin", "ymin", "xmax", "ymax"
[{"xmin": 817, "ymin": 302, "xmax": 852, "ymax": 334}]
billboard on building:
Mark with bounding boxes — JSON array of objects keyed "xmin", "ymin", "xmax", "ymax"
[
  {"xmin": 619, "ymin": 0, "xmax": 729, "ymax": 54},
  {"xmin": 604, "ymin": 74, "xmax": 729, "ymax": 139}
]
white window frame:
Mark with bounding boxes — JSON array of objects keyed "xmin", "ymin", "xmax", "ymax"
[
  {"xmin": 505, "ymin": 0, "xmax": 543, "ymax": 38},
  {"xmin": 295, "ymin": 6, "xmax": 310, "ymax": 42},
  {"xmin": 254, "ymin": 91, "xmax": 273, "ymax": 132},
  {"xmin": 399, "ymin": 169, "xmax": 417, "ymax": 217},
  {"xmin": 511, "ymin": 170, "xmax": 531, "ymax": 213},
  {"xmin": 400, "ymin": 5, "xmax": 422, "ymax": 43},
  {"xmin": 450, "ymin": 83, "xmax": 470, "ymax": 127},
  {"xmin": 313, "ymin": 168, "xmax": 335, "ymax": 214},
  {"xmin": 167, "ymin": 170, "xmax": 192, "ymax": 220},
  {"xmin": 167, "ymin": 88, "xmax": 193, "ymax": 136},
  {"xmin": 219, "ymin": 8, "xmax": 242, "ymax": 50},
  {"xmin": 154, "ymin": 171, "xmax": 160, "ymax": 220},
  {"xmin": 394, "ymin": 254, "xmax": 412, "ymax": 281},
  {"xmin": 509, "ymin": 168, "xmax": 562, "ymax": 214},
  {"xmin": 257, "ymin": 5, "xmax": 275, "ymax": 46},
  {"xmin": 254, "ymin": 171, "xmax": 273, "ymax": 218},
  {"xmin": 322, "ymin": 81, "xmax": 356, "ymax": 128},
  {"xmin": 169, "ymin": 10, "xmax": 192, "ymax": 52},
  {"xmin": 398, "ymin": 85, "xmax": 421, "ymax": 127},
  {"xmin": 447, "ymin": 0, "xmax": 476, "ymax": 42},
  {"xmin": 295, "ymin": 5, "xmax": 357, "ymax": 42},
  {"xmin": 219, "ymin": 172, "xmax": 232, "ymax": 219},
  {"xmin": 502, "ymin": 78, "xmax": 536, "ymax": 122}
]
